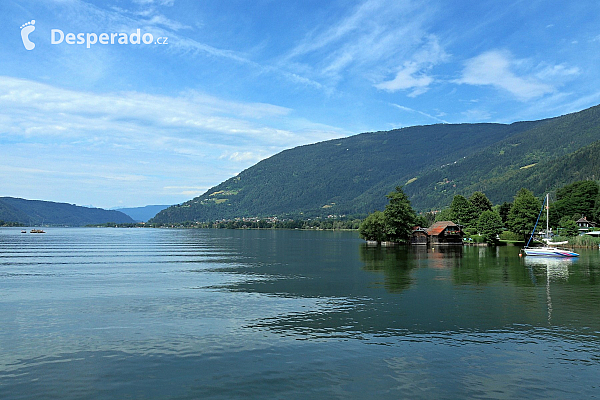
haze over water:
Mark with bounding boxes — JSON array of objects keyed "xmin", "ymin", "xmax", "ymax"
[{"xmin": 1, "ymin": 228, "xmax": 599, "ymax": 399}]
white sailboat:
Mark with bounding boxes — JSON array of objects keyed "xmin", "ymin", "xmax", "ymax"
[{"xmin": 522, "ymin": 193, "xmax": 579, "ymax": 257}]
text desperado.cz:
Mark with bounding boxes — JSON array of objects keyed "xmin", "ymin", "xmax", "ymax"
[{"xmin": 51, "ymin": 29, "xmax": 167, "ymax": 48}]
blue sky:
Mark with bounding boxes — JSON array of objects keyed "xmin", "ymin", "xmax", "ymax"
[{"xmin": 2, "ymin": 0, "xmax": 600, "ymax": 208}]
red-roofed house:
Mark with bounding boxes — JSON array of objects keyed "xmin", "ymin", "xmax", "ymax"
[{"xmin": 411, "ymin": 221, "xmax": 464, "ymax": 245}]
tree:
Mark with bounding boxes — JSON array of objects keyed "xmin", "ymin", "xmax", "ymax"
[
  {"xmin": 383, "ymin": 186, "xmax": 417, "ymax": 242},
  {"xmin": 450, "ymin": 195, "xmax": 477, "ymax": 227},
  {"xmin": 498, "ymin": 202, "xmax": 512, "ymax": 225},
  {"xmin": 359, "ymin": 211, "xmax": 388, "ymax": 242},
  {"xmin": 415, "ymin": 214, "xmax": 430, "ymax": 228},
  {"xmin": 469, "ymin": 192, "xmax": 493, "ymax": 215},
  {"xmin": 507, "ymin": 188, "xmax": 542, "ymax": 241},
  {"xmin": 477, "ymin": 210, "xmax": 503, "ymax": 244},
  {"xmin": 434, "ymin": 208, "xmax": 455, "ymax": 222},
  {"xmin": 550, "ymin": 180, "xmax": 600, "ymax": 225},
  {"xmin": 558, "ymin": 216, "xmax": 578, "ymax": 237}
]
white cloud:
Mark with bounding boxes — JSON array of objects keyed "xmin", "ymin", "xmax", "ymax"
[
  {"xmin": 0, "ymin": 76, "xmax": 298, "ymax": 146},
  {"xmin": 455, "ymin": 50, "xmax": 554, "ymax": 101},
  {"xmin": 0, "ymin": 76, "xmax": 349, "ymax": 148},
  {"xmin": 221, "ymin": 151, "xmax": 266, "ymax": 163},
  {"xmin": 0, "ymin": 77, "xmax": 349, "ymax": 207},
  {"xmin": 0, "ymin": 76, "xmax": 350, "ymax": 152},
  {"xmin": 282, "ymin": 0, "xmax": 445, "ymax": 91},
  {"xmin": 373, "ymin": 32, "xmax": 448, "ymax": 96},
  {"xmin": 375, "ymin": 62, "xmax": 434, "ymax": 96}
]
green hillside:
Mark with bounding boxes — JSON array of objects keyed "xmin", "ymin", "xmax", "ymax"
[
  {"xmin": 151, "ymin": 105, "xmax": 600, "ymax": 223},
  {"xmin": 405, "ymin": 104, "xmax": 600, "ymax": 208},
  {"xmin": 0, "ymin": 197, "xmax": 135, "ymax": 226},
  {"xmin": 0, "ymin": 200, "xmax": 31, "ymax": 224},
  {"xmin": 443, "ymin": 139, "xmax": 600, "ymax": 207}
]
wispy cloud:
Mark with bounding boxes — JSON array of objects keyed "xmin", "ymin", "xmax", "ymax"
[
  {"xmin": 535, "ymin": 64, "xmax": 580, "ymax": 80},
  {"xmin": 391, "ymin": 104, "xmax": 449, "ymax": 123},
  {"xmin": 163, "ymin": 185, "xmax": 210, "ymax": 197},
  {"xmin": 455, "ymin": 50, "xmax": 555, "ymax": 101},
  {"xmin": 84, "ymin": 0, "xmax": 326, "ymax": 90},
  {"xmin": 0, "ymin": 76, "xmax": 347, "ymax": 149},
  {"xmin": 461, "ymin": 108, "xmax": 492, "ymax": 122},
  {"xmin": 132, "ymin": 0, "xmax": 175, "ymax": 6},
  {"xmin": 281, "ymin": 0, "xmax": 446, "ymax": 92},
  {"xmin": 375, "ymin": 35, "xmax": 448, "ymax": 96},
  {"xmin": 0, "ymin": 76, "xmax": 348, "ymax": 207},
  {"xmin": 285, "ymin": 0, "xmax": 395, "ymax": 59}
]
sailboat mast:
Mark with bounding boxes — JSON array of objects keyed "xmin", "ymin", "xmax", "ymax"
[{"xmin": 546, "ymin": 193, "xmax": 549, "ymax": 238}]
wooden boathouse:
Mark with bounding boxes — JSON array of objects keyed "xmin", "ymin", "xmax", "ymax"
[{"xmin": 411, "ymin": 221, "xmax": 463, "ymax": 245}]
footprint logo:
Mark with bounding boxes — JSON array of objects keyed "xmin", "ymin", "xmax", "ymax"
[{"xmin": 20, "ymin": 20, "xmax": 35, "ymax": 50}]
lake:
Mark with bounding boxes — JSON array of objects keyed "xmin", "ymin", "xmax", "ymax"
[{"xmin": 1, "ymin": 227, "xmax": 599, "ymax": 399}]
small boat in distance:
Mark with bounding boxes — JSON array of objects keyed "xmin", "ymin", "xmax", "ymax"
[
  {"xmin": 30, "ymin": 229, "xmax": 45, "ymax": 234},
  {"xmin": 522, "ymin": 194, "xmax": 579, "ymax": 257},
  {"xmin": 21, "ymin": 230, "xmax": 27, "ymax": 233}
]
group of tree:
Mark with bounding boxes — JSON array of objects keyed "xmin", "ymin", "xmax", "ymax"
[
  {"xmin": 431, "ymin": 191, "xmax": 503, "ymax": 244},
  {"xmin": 359, "ymin": 180, "xmax": 600, "ymax": 245},
  {"xmin": 550, "ymin": 180, "xmax": 600, "ymax": 226},
  {"xmin": 437, "ymin": 180, "xmax": 600, "ymax": 244},
  {"xmin": 505, "ymin": 181, "xmax": 600, "ymax": 241},
  {"xmin": 359, "ymin": 187, "xmax": 423, "ymax": 243},
  {"xmin": 91, "ymin": 218, "xmax": 364, "ymax": 230},
  {"xmin": 202, "ymin": 218, "xmax": 362, "ymax": 230}
]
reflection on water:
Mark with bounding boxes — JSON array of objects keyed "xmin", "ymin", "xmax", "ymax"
[
  {"xmin": 359, "ymin": 245, "xmax": 417, "ymax": 292},
  {"xmin": 360, "ymin": 245, "xmax": 464, "ymax": 283},
  {"xmin": 524, "ymin": 256, "xmax": 575, "ymax": 281},
  {"xmin": 1, "ymin": 228, "xmax": 600, "ymax": 399},
  {"xmin": 524, "ymin": 256, "xmax": 578, "ymax": 325}
]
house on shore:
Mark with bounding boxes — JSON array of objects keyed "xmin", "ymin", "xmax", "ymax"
[
  {"xmin": 411, "ymin": 221, "xmax": 464, "ymax": 246},
  {"xmin": 576, "ymin": 216, "xmax": 596, "ymax": 234},
  {"xmin": 411, "ymin": 227, "xmax": 429, "ymax": 245}
]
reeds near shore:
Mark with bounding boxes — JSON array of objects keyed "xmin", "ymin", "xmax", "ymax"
[{"xmin": 554, "ymin": 235, "xmax": 600, "ymax": 248}]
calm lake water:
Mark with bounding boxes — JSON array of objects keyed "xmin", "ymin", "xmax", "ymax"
[{"xmin": 1, "ymin": 227, "xmax": 600, "ymax": 399}]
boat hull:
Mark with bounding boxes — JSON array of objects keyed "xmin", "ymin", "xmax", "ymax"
[{"xmin": 523, "ymin": 247, "xmax": 579, "ymax": 257}]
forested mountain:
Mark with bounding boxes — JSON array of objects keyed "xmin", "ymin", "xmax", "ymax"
[
  {"xmin": 405, "ymin": 104, "xmax": 600, "ymax": 208},
  {"xmin": 151, "ymin": 105, "xmax": 600, "ymax": 223},
  {"xmin": 0, "ymin": 197, "xmax": 135, "ymax": 226}
]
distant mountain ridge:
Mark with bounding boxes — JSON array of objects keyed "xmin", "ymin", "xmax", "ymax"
[
  {"xmin": 150, "ymin": 104, "xmax": 600, "ymax": 223},
  {"xmin": 0, "ymin": 197, "xmax": 135, "ymax": 226},
  {"xmin": 115, "ymin": 205, "xmax": 171, "ymax": 222}
]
